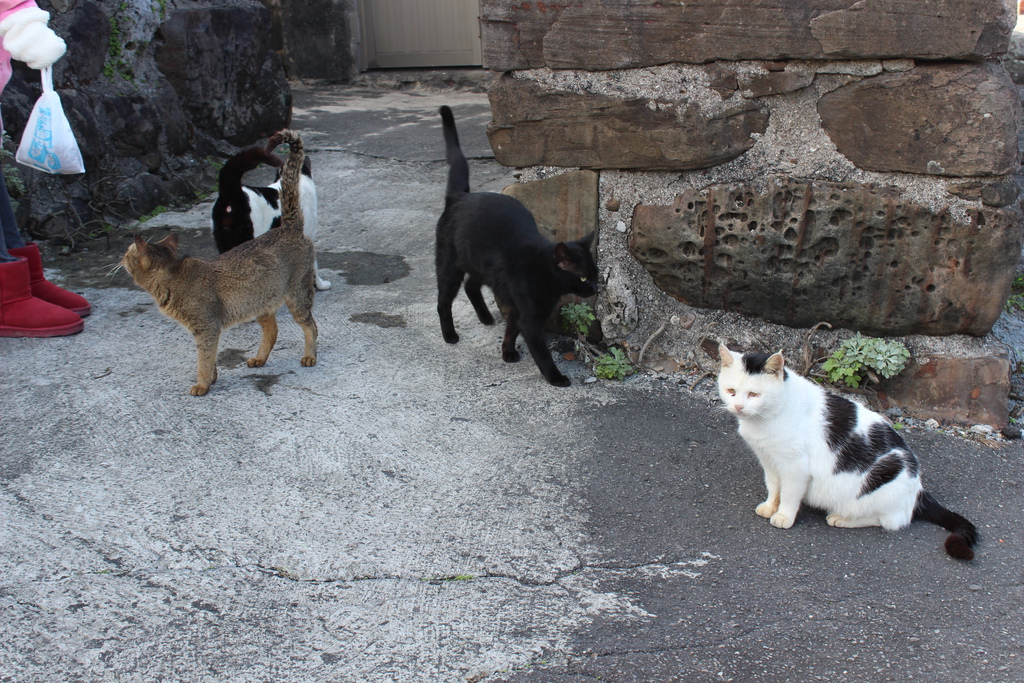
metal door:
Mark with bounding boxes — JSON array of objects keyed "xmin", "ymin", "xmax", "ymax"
[{"xmin": 361, "ymin": 0, "xmax": 482, "ymax": 68}]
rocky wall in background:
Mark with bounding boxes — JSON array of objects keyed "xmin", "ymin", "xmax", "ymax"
[
  {"xmin": 482, "ymin": 0, "xmax": 1024, "ymax": 427},
  {"xmin": 2, "ymin": 0, "xmax": 289, "ymax": 243}
]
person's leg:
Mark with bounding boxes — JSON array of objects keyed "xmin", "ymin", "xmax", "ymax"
[
  {"xmin": 0, "ymin": 166, "xmax": 21, "ymax": 262},
  {"xmin": 0, "ymin": 162, "xmax": 91, "ymax": 316}
]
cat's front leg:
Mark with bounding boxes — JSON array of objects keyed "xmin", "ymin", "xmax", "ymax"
[
  {"xmin": 192, "ymin": 329, "xmax": 221, "ymax": 396},
  {"xmin": 520, "ymin": 322, "xmax": 570, "ymax": 387},
  {"xmin": 756, "ymin": 468, "xmax": 781, "ymax": 518},
  {"xmin": 770, "ymin": 474, "xmax": 808, "ymax": 529}
]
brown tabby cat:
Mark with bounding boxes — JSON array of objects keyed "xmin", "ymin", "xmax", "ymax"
[{"xmin": 122, "ymin": 129, "xmax": 318, "ymax": 396}]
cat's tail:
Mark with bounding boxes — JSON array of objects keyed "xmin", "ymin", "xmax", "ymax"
[
  {"xmin": 913, "ymin": 490, "xmax": 978, "ymax": 561},
  {"xmin": 217, "ymin": 146, "xmax": 281, "ymax": 191},
  {"xmin": 265, "ymin": 129, "xmax": 305, "ymax": 232},
  {"xmin": 439, "ymin": 105, "xmax": 469, "ymax": 195}
]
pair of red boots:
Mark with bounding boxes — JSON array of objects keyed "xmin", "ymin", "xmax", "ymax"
[{"xmin": 0, "ymin": 242, "xmax": 90, "ymax": 337}]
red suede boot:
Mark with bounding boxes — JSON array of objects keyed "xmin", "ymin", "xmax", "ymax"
[
  {"xmin": 0, "ymin": 257, "xmax": 84, "ymax": 337},
  {"xmin": 8, "ymin": 242, "xmax": 91, "ymax": 316}
]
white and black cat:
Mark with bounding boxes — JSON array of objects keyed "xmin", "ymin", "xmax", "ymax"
[
  {"xmin": 717, "ymin": 343, "xmax": 977, "ymax": 560},
  {"xmin": 211, "ymin": 142, "xmax": 331, "ymax": 291},
  {"xmin": 435, "ymin": 105, "xmax": 599, "ymax": 387}
]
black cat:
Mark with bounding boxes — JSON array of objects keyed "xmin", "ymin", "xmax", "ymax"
[{"xmin": 435, "ymin": 105, "xmax": 598, "ymax": 387}]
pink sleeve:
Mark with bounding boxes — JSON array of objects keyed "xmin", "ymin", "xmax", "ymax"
[{"xmin": 0, "ymin": 1, "xmax": 37, "ymax": 24}]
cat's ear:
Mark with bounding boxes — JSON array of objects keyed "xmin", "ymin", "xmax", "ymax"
[
  {"xmin": 554, "ymin": 243, "xmax": 575, "ymax": 272},
  {"xmin": 159, "ymin": 233, "xmax": 180, "ymax": 252},
  {"xmin": 718, "ymin": 343, "xmax": 735, "ymax": 367},
  {"xmin": 132, "ymin": 235, "xmax": 153, "ymax": 271},
  {"xmin": 764, "ymin": 351, "xmax": 785, "ymax": 376}
]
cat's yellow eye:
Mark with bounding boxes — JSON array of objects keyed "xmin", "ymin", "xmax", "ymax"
[
  {"xmin": 580, "ymin": 277, "xmax": 587, "ymax": 282},
  {"xmin": 748, "ymin": 392, "xmax": 759, "ymax": 398},
  {"xmin": 726, "ymin": 388, "xmax": 735, "ymax": 396}
]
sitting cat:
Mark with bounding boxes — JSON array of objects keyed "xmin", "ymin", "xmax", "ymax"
[
  {"xmin": 435, "ymin": 105, "xmax": 598, "ymax": 387},
  {"xmin": 211, "ymin": 140, "xmax": 331, "ymax": 291},
  {"xmin": 123, "ymin": 130, "xmax": 318, "ymax": 396},
  {"xmin": 717, "ymin": 343, "xmax": 977, "ymax": 560}
]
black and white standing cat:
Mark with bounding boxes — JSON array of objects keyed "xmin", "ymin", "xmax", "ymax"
[
  {"xmin": 211, "ymin": 142, "xmax": 331, "ymax": 290},
  {"xmin": 435, "ymin": 105, "xmax": 598, "ymax": 387},
  {"xmin": 717, "ymin": 343, "xmax": 977, "ymax": 560}
]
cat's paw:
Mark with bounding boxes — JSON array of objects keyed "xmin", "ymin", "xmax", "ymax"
[
  {"xmin": 301, "ymin": 356, "xmax": 317, "ymax": 367},
  {"xmin": 503, "ymin": 349, "xmax": 521, "ymax": 363},
  {"xmin": 769, "ymin": 513, "xmax": 794, "ymax": 529},
  {"xmin": 547, "ymin": 373, "xmax": 571, "ymax": 388},
  {"xmin": 315, "ymin": 277, "xmax": 332, "ymax": 290},
  {"xmin": 755, "ymin": 501, "xmax": 779, "ymax": 518},
  {"xmin": 443, "ymin": 331, "xmax": 460, "ymax": 344},
  {"xmin": 247, "ymin": 358, "xmax": 266, "ymax": 368},
  {"xmin": 478, "ymin": 311, "xmax": 495, "ymax": 326},
  {"xmin": 190, "ymin": 384, "xmax": 210, "ymax": 396}
]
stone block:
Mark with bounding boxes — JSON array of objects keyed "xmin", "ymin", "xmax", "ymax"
[
  {"xmin": 879, "ymin": 350, "xmax": 1011, "ymax": 428},
  {"xmin": 501, "ymin": 170, "xmax": 599, "ymax": 243},
  {"xmin": 818, "ymin": 63, "xmax": 1020, "ymax": 177},
  {"xmin": 480, "ymin": 0, "xmax": 1014, "ymax": 71},
  {"xmin": 487, "ymin": 75, "xmax": 767, "ymax": 170},
  {"xmin": 629, "ymin": 177, "xmax": 1023, "ymax": 336}
]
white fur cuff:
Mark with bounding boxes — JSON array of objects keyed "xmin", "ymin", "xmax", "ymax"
[{"xmin": 0, "ymin": 8, "xmax": 66, "ymax": 70}]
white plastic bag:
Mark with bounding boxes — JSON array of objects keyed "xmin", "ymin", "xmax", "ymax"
[{"xmin": 16, "ymin": 66, "xmax": 84, "ymax": 174}]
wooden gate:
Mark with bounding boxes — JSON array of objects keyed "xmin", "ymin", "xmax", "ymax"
[{"xmin": 360, "ymin": 0, "xmax": 482, "ymax": 68}]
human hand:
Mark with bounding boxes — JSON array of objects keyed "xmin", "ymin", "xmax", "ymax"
[{"xmin": 0, "ymin": 7, "xmax": 66, "ymax": 70}]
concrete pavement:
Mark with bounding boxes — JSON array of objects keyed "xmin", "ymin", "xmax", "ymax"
[{"xmin": 1, "ymin": 82, "xmax": 1022, "ymax": 683}]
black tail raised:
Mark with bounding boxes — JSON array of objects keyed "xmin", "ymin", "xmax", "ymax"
[
  {"xmin": 913, "ymin": 491, "xmax": 978, "ymax": 561},
  {"xmin": 264, "ymin": 129, "xmax": 305, "ymax": 232},
  {"xmin": 439, "ymin": 106, "xmax": 469, "ymax": 196}
]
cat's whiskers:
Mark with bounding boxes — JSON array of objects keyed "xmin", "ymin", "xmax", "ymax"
[{"xmin": 102, "ymin": 260, "xmax": 125, "ymax": 277}]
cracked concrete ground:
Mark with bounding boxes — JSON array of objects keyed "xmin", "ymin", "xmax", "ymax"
[{"xmin": 1, "ymin": 84, "xmax": 1022, "ymax": 683}]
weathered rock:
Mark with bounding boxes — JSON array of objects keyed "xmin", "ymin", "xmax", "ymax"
[
  {"xmin": 629, "ymin": 176, "xmax": 1023, "ymax": 336},
  {"xmin": 154, "ymin": 6, "xmax": 291, "ymax": 145},
  {"xmin": 738, "ymin": 66, "xmax": 814, "ymax": 98},
  {"xmin": 501, "ymin": 170, "xmax": 599, "ymax": 243},
  {"xmin": 480, "ymin": 0, "xmax": 1014, "ymax": 71},
  {"xmin": 487, "ymin": 75, "xmax": 768, "ymax": 170},
  {"xmin": 981, "ymin": 182, "xmax": 1021, "ymax": 207},
  {"xmin": 817, "ymin": 63, "xmax": 1021, "ymax": 177},
  {"xmin": 809, "ymin": 0, "xmax": 1015, "ymax": 60},
  {"xmin": 879, "ymin": 350, "xmax": 1011, "ymax": 428}
]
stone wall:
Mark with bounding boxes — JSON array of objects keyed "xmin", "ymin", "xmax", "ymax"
[
  {"xmin": 259, "ymin": 0, "xmax": 361, "ymax": 82},
  {"xmin": 482, "ymin": 0, "xmax": 1023, "ymax": 427},
  {"xmin": 3, "ymin": 0, "xmax": 289, "ymax": 242}
]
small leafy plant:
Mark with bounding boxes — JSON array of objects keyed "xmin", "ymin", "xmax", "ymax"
[
  {"xmin": 561, "ymin": 302, "xmax": 595, "ymax": 337},
  {"xmin": 594, "ymin": 347, "xmax": 632, "ymax": 380},
  {"xmin": 560, "ymin": 301, "xmax": 634, "ymax": 381},
  {"xmin": 822, "ymin": 333, "xmax": 911, "ymax": 389}
]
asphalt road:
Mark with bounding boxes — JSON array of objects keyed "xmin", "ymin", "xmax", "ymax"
[{"xmin": 1, "ymin": 83, "xmax": 1021, "ymax": 683}]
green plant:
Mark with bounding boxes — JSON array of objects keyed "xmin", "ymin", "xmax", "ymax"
[
  {"xmin": 137, "ymin": 205, "xmax": 168, "ymax": 223},
  {"xmin": 559, "ymin": 301, "xmax": 635, "ymax": 381},
  {"xmin": 594, "ymin": 346, "xmax": 633, "ymax": 380},
  {"xmin": 1005, "ymin": 274, "xmax": 1024, "ymax": 313},
  {"xmin": 104, "ymin": 3, "xmax": 134, "ymax": 82},
  {"xmin": 561, "ymin": 302, "xmax": 595, "ymax": 337},
  {"xmin": 821, "ymin": 333, "xmax": 911, "ymax": 389}
]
